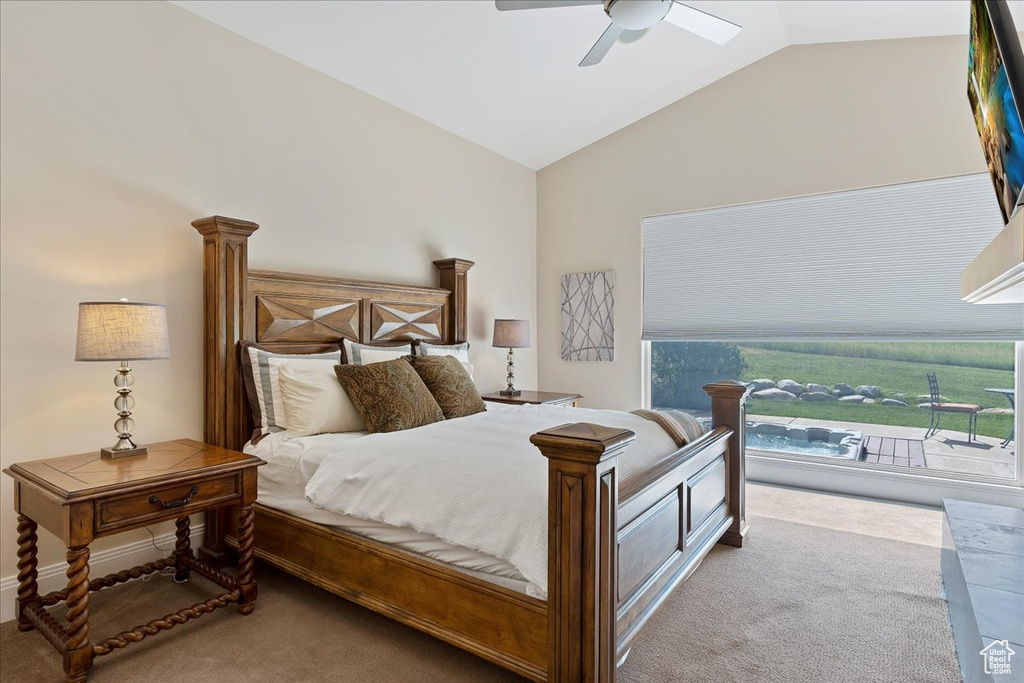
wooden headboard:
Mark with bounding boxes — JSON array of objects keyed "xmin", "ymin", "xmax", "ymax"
[{"xmin": 193, "ymin": 215, "xmax": 473, "ymax": 453}]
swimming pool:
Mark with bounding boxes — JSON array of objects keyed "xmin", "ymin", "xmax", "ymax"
[{"xmin": 744, "ymin": 422, "xmax": 863, "ymax": 459}]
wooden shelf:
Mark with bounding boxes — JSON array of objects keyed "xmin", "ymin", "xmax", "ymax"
[{"xmin": 961, "ymin": 210, "xmax": 1024, "ymax": 304}]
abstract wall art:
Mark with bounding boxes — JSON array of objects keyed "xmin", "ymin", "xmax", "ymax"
[{"xmin": 561, "ymin": 270, "xmax": 615, "ymax": 361}]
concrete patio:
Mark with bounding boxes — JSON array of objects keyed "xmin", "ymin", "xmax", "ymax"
[{"xmin": 749, "ymin": 413, "xmax": 1017, "ymax": 479}]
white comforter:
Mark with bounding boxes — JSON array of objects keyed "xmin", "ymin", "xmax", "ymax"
[{"xmin": 304, "ymin": 403, "xmax": 676, "ymax": 594}]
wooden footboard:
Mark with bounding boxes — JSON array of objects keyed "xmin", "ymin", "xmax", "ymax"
[
  {"xmin": 531, "ymin": 381, "xmax": 746, "ymax": 682},
  {"xmin": 224, "ymin": 504, "xmax": 548, "ymax": 680}
]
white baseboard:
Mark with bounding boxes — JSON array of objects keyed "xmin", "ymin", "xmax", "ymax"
[{"xmin": 0, "ymin": 524, "xmax": 204, "ymax": 624}]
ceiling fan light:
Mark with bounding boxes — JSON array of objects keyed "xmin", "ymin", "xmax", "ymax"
[{"xmin": 605, "ymin": 0, "xmax": 671, "ymax": 31}]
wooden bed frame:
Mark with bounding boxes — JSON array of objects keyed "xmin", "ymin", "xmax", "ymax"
[{"xmin": 193, "ymin": 215, "xmax": 748, "ymax": 682}]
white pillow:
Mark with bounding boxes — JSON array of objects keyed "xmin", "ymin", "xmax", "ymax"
[
  {"xmin": 417, "ymin": 341, "xmax": 470, "ymax": 363},
  {"xmin": 343, "ymin": 339, "xmax": 413, "ymax": 365},
  {"xmin": 277, "ymin": 364, "xmax": 366, "ymax": 435},
  {"xmin": 243, "ymin": 345, "xmax": 341, "ymax": 440}
]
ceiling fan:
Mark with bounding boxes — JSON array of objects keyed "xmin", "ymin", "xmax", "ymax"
[{"xmin": 495, "ymin": 0, "xmax": 741, "ymax": 67}]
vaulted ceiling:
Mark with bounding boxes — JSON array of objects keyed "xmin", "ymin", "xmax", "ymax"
[{"xmin": 172, "ymin": 1, "xmax": 1024, "ymax": 169}]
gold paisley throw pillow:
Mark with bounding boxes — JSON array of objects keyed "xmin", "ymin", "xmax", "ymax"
[
  {"xmin": 334, "ymin": 358, "xmax": 444, "ymax": 433},
  {"xmin": 407, "ymin": 354, "xmax": 486, "ymax": 419}
]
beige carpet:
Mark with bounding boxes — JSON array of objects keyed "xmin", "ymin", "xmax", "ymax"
[{"xmin": 0, "ymin": 484, "xmax": 960, "ymax": 683}]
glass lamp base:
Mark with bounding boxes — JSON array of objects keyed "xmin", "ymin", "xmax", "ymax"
[
  {"xmin": 103, "ymin": 362, "xmax": 148, "ymax": 459},
  {"xmin": 101, "ymin": 445, "xmax": 149, "ymax": 460},
  {"xmin": 502, "ymin": 350, "xmax": 520, "ymax": 397}
]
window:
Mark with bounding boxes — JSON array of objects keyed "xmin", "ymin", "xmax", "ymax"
[
  {"xmin": 650, "ymin": 341, "xmax": 1017, "ymax": 481},
  {"xmin": 642, "ymin": 174, "xmax": 1023, "ymax": 493}
]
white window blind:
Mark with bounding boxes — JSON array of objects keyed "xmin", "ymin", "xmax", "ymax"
[{"xmin": 642, "ymin": 174, "xmax": 1023, "ymax": 341}]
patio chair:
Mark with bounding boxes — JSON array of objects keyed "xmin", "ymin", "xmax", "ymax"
[{"xmin": 924, "ymin": 372, "xmax": 980, "ymax": 443}]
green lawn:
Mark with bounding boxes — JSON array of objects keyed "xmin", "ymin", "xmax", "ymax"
[
  {"xmin": 740, "ymin": 342, "xmax": 1015, "ymax": 371},
  {"xmin": 738, "ymin": 346, "xmax": 1015, "ymax": 440}
]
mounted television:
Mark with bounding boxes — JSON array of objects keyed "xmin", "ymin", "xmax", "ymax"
[{"xmin": 968, "ymin": 0, "xmax": 1024, "ymax": 224}]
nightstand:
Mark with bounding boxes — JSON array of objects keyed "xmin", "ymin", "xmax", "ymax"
[
  {"xmin": 3, "ymin": 439, "xmax": 264, "ymax": 683},
  {"xmin": 482, "ymin": 390, "xmax": 583, "ymax": 407}
]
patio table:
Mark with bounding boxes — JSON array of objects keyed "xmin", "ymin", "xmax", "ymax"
[{"xmin": 984, "ymin": 388, "xmax": 1016, "ymax": 447}]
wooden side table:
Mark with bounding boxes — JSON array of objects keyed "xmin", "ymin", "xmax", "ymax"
[
  {"xmin": 482, "ymin": 390, "xmax": 583, "ymax": 407},
  {"xmin": 3, "ymin": 439, "xmax": 264, "ymax": 683}
]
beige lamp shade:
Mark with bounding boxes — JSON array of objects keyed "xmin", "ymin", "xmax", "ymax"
[
  {"xmin": 75, "ymin": 301, "xmax": 171, "ymax": 361},
  {"xmin": 492, "ymin": 319, "xmax": 531, "ymax": 349}
]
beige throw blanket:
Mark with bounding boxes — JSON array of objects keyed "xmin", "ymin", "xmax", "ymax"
[{"xmin": 631, "ymin": 409, "xmax": 707, "ymax": 447}]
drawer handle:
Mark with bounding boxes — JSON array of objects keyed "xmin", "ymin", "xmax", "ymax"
[{"xmin": 150, "ymin": 486, "xmax": 200, "ymax": 509}]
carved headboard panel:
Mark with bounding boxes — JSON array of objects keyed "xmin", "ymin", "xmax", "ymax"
[
  {"xmin": 255, "ymin": 293, "xmax": 360, "ymax": 344},
  {"xmin": 193, "ymin": 215, "xmax": 473, "ymax": 452},
  {"xmin": 248, "ymin": 270, "xmax": 450, "ymax": 349}
]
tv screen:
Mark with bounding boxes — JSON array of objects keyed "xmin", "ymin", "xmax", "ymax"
[{"xmin": 968, "ymin": 0, "xmax": 1024, "ymax": 223}]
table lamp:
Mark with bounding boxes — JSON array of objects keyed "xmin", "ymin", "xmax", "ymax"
[
  {"xmin": 492, "ymin": 319, "xmax": 530, "ymax": 397},
  {"xmin": 76, "ymin": 299, "xmax": 170, "ymax": 458}
]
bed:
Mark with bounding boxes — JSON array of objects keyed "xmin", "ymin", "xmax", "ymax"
[
  {"xmin": 193, "ymin": 215, "xmax": 748, "ymax": 682},
  {"xmin": 247, "ymin": 419, "xmax": 547, "ymax": 599}
]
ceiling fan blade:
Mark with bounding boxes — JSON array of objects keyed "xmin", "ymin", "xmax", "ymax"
[
  {"xmin": 495, "ymin": 0, "xmax": 602, "ymax": 10},
  {"xmin": 618, "ymin": 27, "xmax": 649, "ymax": 44},
  {"xmin": 664, "ymin": 1, "xmax": 741, "ymax": 45},
  {"xmin": 580, "ymin": 24, "xmax": 624, "ymax": 67}
]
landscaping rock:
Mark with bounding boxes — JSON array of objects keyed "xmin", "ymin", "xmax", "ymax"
[
  {"xmin": 777, "ymin": 380, "xmax": 805, "ymax": 395},
  {"xmin": 833, "ymin": 383, "xmax": 856, "ymax": 397},
  {"xmin": 980, "ymin": 407, "xmax": 1014, "ymax": 415},
  {"xmin": 862, "ymin": 398, "xmax": 876, "ymax": 404},
  {"xmin": 805, "ymin": 383, "xmax": 830, "ymax": 394},
  {"xmin": 880, "ymin": 398, "xmax": 909, "ymax": 407},
  {"xmin": 839, "ymin": 395, "xmax": 866, "ymax": 403},
  {"xmin": 918, "ymin": 402, "xmax": 934, "ymax": 409},
  {"xmin": 751, "ymin": 388, "xmax": 797, "ymax": 401},
  {"xmin": 857, "ymin": 385, "xmax": 882, "ymax": 398},
  {"xmin": 800, "ymin": 391, "xmax": 836, "ymax": 402},
  {"xmin": 748, "ymin": 379, "xmax": 777, "ymax": 392},
  {"xmin": 917, "ymin": 394, "xmax": 948, "ymax": 403}
]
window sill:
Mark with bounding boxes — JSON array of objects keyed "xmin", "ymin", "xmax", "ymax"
[{"xmin": 746, "ymin": 449, "xmax": 1024, "ymax": 509}]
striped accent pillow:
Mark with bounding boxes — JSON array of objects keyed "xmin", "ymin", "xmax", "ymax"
[
  {"xmin": 343, "ymin": 339, "xmax": 413, "ymax": 366},
  {"xmin": 416, "ymin": 341, "xmax": 470, "ymax": 363},
  {"xmin": 240, "ymin": 342, "xmax": 341, "ymax": 443}
]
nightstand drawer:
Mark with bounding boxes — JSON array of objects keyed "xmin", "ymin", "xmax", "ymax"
[{"xmin": 95, "ymin": 474, "xmax": 241, "ymax": 534}]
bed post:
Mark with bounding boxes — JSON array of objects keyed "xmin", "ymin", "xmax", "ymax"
[
  {"xmin": 193, "ymin": 215, "xmax": 259, "ymax": 564},
  {"xmin": 704, "ymin": 380, "xmax": 748, "ymax": 547},
  {"xmin": 531, "ymin": 423, "xmax": 636, "ymax": 683},
  {"xmin": 433, "ymin": 258, "xmax": 474, "ymax": 343}
]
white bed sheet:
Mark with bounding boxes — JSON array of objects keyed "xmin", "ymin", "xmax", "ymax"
[
  {"xmin": 245, "ymin": 429, "xmax": 541, "ymax": 597},
  {"xmin": 305, "ymin": 402, "xmax": 678, "ymax": 593}
]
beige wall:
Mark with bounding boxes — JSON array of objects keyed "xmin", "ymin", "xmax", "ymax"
[
  {"xmin": 0, "ymin": 1, "xmax": 1004, "ymax": 605},
  {"xmin": 0, "ymin": 0, "xmax": 536, "ymax": 583},
  {"xmin": 536, "ymin": 36, "xmax": 987, "ymax": 411}
]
